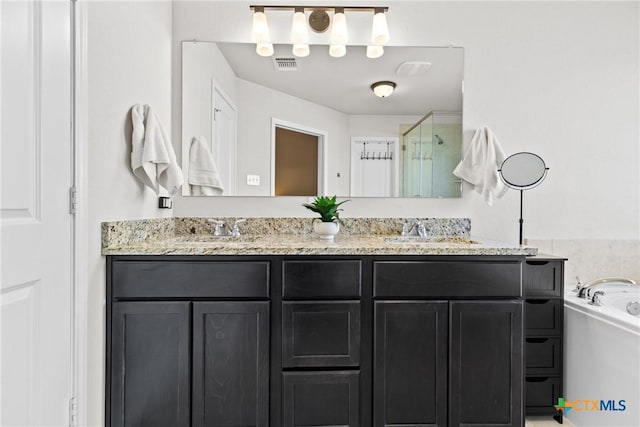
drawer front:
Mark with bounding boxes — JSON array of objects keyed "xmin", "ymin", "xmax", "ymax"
[
  {"xmin": 526, "ymin": 338, "xmax": 561, "ymax": 375},
  {"xmin": 282, "ymin": 302, "xmax": 360, "ymax": 367},
  {"xmin": 374, "ymin": 261, "xmax": 522, "ymax": 298},
  {"xmin": 524, "ymin": 260, "xmax": 563, "ymax": 297},
  {"xmin": 525, "ymin": 299, "xmax": 563, "ymax": 336},
  {"xmin": 525, "ymin": 376, "xmax": 561, "ymax": 409},
  {"xmin": 282, "ymin": 371, "xmax": 360, "ymax": 427},
  {"xmin": 282, "ymin": 260, "xmax": 361, "ymax": 299},
  {"xmin": 111, "ymin": 261, "xmax": 270, "ymax": 299}
]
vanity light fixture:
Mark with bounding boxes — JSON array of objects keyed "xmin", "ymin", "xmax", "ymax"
[
  {"xmin": 371, "ymin": 81, "xmax": 396, "ymax": 98},
  {"xmin": 251, "ymin": 6, "xmax": 274, "ymax": 56},
  {"xmin": 250, "ymin": 5, "xmax": 389, "ymax": 58}
]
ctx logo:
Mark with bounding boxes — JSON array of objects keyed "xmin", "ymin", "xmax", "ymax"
[{"xmin": 555, "ymin": 398, "xmax": 627, "ymax": 414}]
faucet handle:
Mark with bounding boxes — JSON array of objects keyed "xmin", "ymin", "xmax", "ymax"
[
  {"xmin": 208, "ymin": 219, "xmax": 227, "ymax": 236},
  {"xmin": 231, "ymin": 219, "xmax": 246, "ymax": 237}
]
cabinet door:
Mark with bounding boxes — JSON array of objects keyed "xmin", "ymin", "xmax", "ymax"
[
  {"xmin": 192, "ymin": 302, "xmax": 270, "ymax": 427},
  {"xmin": 373, "ymin": 301, "xmax": 448, "ymax": 427},
  {"xmin": 110, "ymin": 302, "xmax": 190, "ymax": 427},
  {"xmin": 449, "ymin": 301, "xmax": 523, "ymax": 427}
]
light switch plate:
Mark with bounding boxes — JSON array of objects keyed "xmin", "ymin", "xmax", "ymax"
[{"xmin": 247, "ymin": 174, "xmax": 260, "ymax": 186}]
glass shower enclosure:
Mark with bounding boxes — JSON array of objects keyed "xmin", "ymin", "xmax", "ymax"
[{"xmin": 401, "ymin": 111, "xmax": 462, "ymax": 198}]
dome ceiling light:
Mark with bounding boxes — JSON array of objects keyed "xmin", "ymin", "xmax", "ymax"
[{"xmin": 371, "ymin": 81, "xmax": 396, "ymax": 98}]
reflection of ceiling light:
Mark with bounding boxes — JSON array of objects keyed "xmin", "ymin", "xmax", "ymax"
[
  {"xmin": 251, "ymin": 5, "xmax": 389, "ymax": 58},
  {"xmin": 366, "ymin": 45, "xmax": 384, "ymax": 59},
  {"xmin": 371, "ymin": 81, "xmax": 396, "ymax": 98}
]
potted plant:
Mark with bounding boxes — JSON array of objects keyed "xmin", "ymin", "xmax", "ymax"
[{"xmin": 302, "ymin": 195, "xmax": 349, "ymax": 240}]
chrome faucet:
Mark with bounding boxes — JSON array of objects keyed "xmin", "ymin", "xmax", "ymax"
[
  {"xmin": 402, "ymin": 219, "xmax": 427, "ymax": 237},
  {"xmin": 208, "ymin": 218, "xmax": 246, "ymax": 236},
  {"xmin": 209, "ymin": 219, "xmax": 228, "ymax": 236},
  {"xmin": 575, "ymin": 277, "xmax": 637, "ymax": 298}
]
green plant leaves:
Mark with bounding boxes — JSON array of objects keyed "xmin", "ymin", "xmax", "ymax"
[{"xmin": 302, "ymin": 195, "xmax": 350, "ymax": 225}]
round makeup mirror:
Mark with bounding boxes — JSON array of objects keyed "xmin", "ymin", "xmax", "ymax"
[
  {"xmin": 499, "ymin": 152, "xmax": 548, "ymax": 189},
  {"xmin": 498, "ymin": 152, "xmax": 549, "ymax": 246}
]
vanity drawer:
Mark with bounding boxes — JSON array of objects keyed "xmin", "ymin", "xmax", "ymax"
[
  {"xmin": 282, "ymin": 301, "xmax": 360, "ymax": 367},
  {"xmin": 525, "ymin": 376, "xmax": 561, "ymax": 409},
  {"xmin": 282, "ymin": 371, "xmax": 360, "ymax": 427},
  {"xmin": 525, "ymin": 299, "xmax": 563, "ymax": 336},
  {"xmin": 111, "ymin": 260, "xmax": 270, "ymax": 299},
  {"xmin": 524, "ymin": 260, "xmax": 563, "ymax": 297},
  {"xmin": 525, "ymin": 338, "xmax": 562, "ymax": 375},
  {"xmin": 373, "ymin": 261, "xmax": 522, "ymax": 298},
  {"xmin": 282, "ymin": 260, "xmax": 361, "ymax": 299}
]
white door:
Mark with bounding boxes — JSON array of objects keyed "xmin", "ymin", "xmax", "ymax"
[
  {"xmin": 1, "ymin": 1, "xmax": 73, "ymax": 426},
  {"xmin": 212, "ymin": 83, "xmax": 236, "ymax": 195}
]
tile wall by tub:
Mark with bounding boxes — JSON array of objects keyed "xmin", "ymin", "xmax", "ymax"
[{"xmin": 527, "ymin": 239, "xmax": 640, "ymax": 286}]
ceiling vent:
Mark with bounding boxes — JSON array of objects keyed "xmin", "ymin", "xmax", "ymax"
[
  {"xmin": 397, "ymin": 61, "xmax": 432, "ymax": 76},
  {"xmin": 272, "ymin": 56, "xmax": 299, "ymax": 71}
]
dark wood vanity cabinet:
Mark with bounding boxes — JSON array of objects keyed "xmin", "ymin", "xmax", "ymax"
[
  {"xmin": 373, "ymin": 260, "xmax": 524, "ymax": 427},
  {"xmin": 523, "ymin": 257, "xmax": 566, "ymax": 419},
  {"xmin": 107, "ymin": 255, "xmax": 528, "ymax": 427},
  {"xmin": 106, "ymin": 257, "xmax": 271, "ymax": 427}
]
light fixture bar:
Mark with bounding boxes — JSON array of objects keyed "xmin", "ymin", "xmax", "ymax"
[{"xmin": 250, "ymin": 5, "xmax": 388, "ymax": 12}]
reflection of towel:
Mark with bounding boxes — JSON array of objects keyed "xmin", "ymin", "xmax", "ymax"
[
  {"xmin": 189, "ymin": 136, "xmax": 224, "ymax": 196},
  {"xmin": 131, "ymin": 104, "xmax": 183, "ymax": 195},
  {"xmin": 453, "ymin": 126, "xmax": 507, "ymax": 206}
]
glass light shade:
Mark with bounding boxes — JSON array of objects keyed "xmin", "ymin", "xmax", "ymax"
[
  {"xmin": 371, "ymin": 12, "xmax": 390, "ymax": 45},
  {"xmin": 329, "ymin": 44, "xmax": 346, "ymax": 58},
  {"xmin": 252, "ymin": 11, "xmax": 270, "ymax": 44},
  {"xmin": 330, "ymin": 12, "xmax": 348, "ymax": 45},
  {"xmin": 256, "ymin": 42, "xmax": 274, "ymax": 57},
  {"xmin": 291, "ymin": 11, "xmax": 309, "ymax": 44},
  {"xmin": 371, "ymin": 81, "xmax": 395, "ymax": 98},
  {"xmin": 292, "ymin": 43, "xmax": 310, "ymax": 57},
  {"xmin": 366, "ymin": 45, "xmax": 384, "ymax": 59}
]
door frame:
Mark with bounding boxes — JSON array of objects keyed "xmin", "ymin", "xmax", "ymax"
[
  {"xmin": 72, "ymin": 1, "xmax": 89, "ymax": 425},
  {"xmin": 211, "ymin": 78, "xmax": 237, "ymax": 195},
  {"xmin": 270, "ymin": 118, "xmax": 328, "ymax": 196}
]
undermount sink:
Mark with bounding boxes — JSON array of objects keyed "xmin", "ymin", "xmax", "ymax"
[
  {"xmin": 383, "ymin": 236, "xmax": 479, "ymax": 245},
  {"xmin": 169, "ymin": 235, "xmax": 262, "ymax": 244}
]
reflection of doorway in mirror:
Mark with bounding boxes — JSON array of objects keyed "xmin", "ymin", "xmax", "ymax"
[
  {"xmin": 271, "ymin": 119, "xmax": 327, "ymax": 196},
  {"xmin": 350, "ymin": 137, "xmax": 399, "ymax": 197},
  {"xmin": 211, "ymin": 81, "xmax": 237, "ymax": 195}
]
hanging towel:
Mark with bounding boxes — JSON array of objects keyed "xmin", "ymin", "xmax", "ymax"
[
  {"xmin": 130, "ymin": 104, "xmax": 183, "ymax": 196},
  {"xmin": 453, "ymin": 126, "xmax": 507, "ymax": 206},
  {"xmin": 188, "ymin": 136, "xmax": 224, "ymax": 196}
]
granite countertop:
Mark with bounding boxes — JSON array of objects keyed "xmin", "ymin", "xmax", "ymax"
[{"xmin": 102, "ymin": 217, "xmax": 537, "ymax": 257}]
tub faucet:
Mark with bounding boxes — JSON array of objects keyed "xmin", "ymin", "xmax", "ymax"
[
  {"xmin": 402, "ymin": 219, "xmax": 427, "ymax": 237},
  {"xmin": 589, "ymin": 290, "xmax": 605, "ymax": 306},
  {"xmin": 577, "ymin": 277, "xmax": 637, "ymax": 298}
]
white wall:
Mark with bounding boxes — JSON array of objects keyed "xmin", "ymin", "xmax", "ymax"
[
  {"xmin": 172, "ymin": 1, "xmax": 639, "ymax": 243},
  {"xmin": 236, "ymin": 78, "xmax": 351, "ymax": 196},
  {"xmin": 87, "ymin": 2, "xmax": 173, "ymax": 425}
]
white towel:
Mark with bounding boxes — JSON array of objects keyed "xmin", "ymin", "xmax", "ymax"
[
  {"xmin": 188, "ymin": 136, "xmax": 224, "ymax": 196},
  {"xmin": 453, "ymin": 126, "xmax": 507, "ymax": 206},
  {"xmin": 131, "ymin": 104, "xmax": 183, "ymax": 196}
]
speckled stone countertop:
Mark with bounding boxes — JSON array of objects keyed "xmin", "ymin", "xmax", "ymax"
[{"xmin": 102, "ymin": 217, "xmax": 538, "ymax": 256}]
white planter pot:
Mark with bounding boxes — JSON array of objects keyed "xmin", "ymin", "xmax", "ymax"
[{"xmin": 313, "ymin": 221, "xmax": 340, "ymax": 240}]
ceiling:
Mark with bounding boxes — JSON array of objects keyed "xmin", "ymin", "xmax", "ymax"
[{"xmin": 217, "ymin": 42, "xmax": 464, "ymax": 116}]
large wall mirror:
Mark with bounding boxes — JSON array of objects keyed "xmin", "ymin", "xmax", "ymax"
[{"xmin": 181, "ymin": 41, "xmax": 464, "ymax": 198}]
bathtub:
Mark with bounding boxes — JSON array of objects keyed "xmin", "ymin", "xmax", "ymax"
[{"xmin": 564, "ymin": 288, "xmax": 640, "ymax": 427}]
